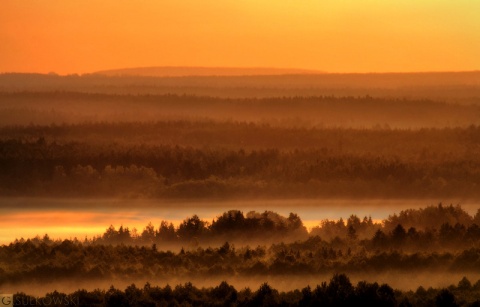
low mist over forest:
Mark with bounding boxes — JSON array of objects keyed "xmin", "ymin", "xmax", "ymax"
[
  {"xmin": 2, "ymin": 71, "xmax": 480, "ymax": 305},
  {"xmin": 4, "ymin": 204, "xmax": 480, "ymax": 305}
]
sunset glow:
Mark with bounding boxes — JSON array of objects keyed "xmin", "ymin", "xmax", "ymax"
[{"xmin": 1, "ymin": 0, "xmax": 479, "ymax": 74}]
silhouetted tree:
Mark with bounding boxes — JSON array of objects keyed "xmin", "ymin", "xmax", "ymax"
[
  {"xmin": 326, "ymin": 274, "xmax": 354, "ymax": 306},
  {"xmin": 177, "ymin": 215, "xmax": 207, "ymax": 241},
  {"xmin": 250, "ymin": 283, "xmax": 278, "ymax": 306},
  {"xmin": 105, "ymin": 286, "xmax": 129, "ymax": 307},
  {"xmin": 435, "ymin": 289, "xmax": 458, "ymax": 307}
]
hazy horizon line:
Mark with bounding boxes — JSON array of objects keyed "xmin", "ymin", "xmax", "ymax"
[{"xmin": 1, "ymin": 66, "xmax": 480, "ymax": 77}]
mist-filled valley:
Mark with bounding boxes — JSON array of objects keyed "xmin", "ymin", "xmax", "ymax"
[{"xmin": 2, "ymin": 72, "xmax": 480, "ymax": 305}]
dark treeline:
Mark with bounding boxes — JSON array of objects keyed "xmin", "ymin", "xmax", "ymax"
[
  {"xmin": 90, "ymin": 204, "xmax": 480, "ymax": 247},
  {"xmin": 4, "ymin": 205, "xmax": 480, "ymax": 285},
  {"xmin": 1, "ymin": 123, "xmax": 480, "ymax": 198},
  {"xmin": 1, "ymin": 91, "xmax": 480, "ymax": 128},
  {"xmin": 9, "ymin": 274, "xmax": 480, "ymax": 307}
]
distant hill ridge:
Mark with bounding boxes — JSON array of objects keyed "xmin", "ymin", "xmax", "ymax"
[{"xmin": 94, "ymin": 66, "xmax": 324, "ymax": 77}]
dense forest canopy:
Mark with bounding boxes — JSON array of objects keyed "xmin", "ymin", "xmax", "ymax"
[{"xmin": 1, "ymin": 121, "xmax": 479, "ymax": 198}]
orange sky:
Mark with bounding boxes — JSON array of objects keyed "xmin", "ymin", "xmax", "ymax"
[{"xmin": 1, "ymin": 0, "xmax": 479, "ymax": 75}]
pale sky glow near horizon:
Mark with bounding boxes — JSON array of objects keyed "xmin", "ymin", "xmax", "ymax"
[{"xmin": 0, "ymin": 1, "xmax": 479, "ymax": 75}]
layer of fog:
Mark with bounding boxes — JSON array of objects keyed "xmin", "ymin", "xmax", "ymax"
[{"xmin": 2, "ymin": 92, "xmax": 480, "ymax": 129}]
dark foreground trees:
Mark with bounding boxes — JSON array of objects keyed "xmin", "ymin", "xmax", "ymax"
[{"xmin": 11, "ymin": 274, "xmax": 480, "ymax": 306}]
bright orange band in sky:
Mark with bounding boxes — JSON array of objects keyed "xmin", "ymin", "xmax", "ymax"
[{"xmin": 1, "ymin": 0, "xmax": 479, "ymax": 74}]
